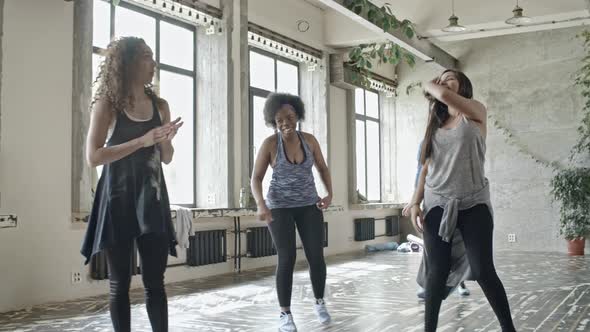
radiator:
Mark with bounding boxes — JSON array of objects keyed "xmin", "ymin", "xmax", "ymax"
[
  {"xmin": 246, "ymin": 222, "xmax": 329, "ymax": 258},
  {"xmin": 385, "ymin": 215, "xmax": 400, "ymax": 236},
  {"xmin": 246, "ymin": 226, "xmax": 276, "ymax": 258},
  {"xmin": 187, "ymin": 230, "xmax": 227, "ymax": 266},
  {"xmin": 354, "ymin": 218, "xmax": 375, "ymax": 241}
]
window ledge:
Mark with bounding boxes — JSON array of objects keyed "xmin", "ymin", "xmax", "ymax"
[
  {"xmin": 71, "ymin": 205, "xmax": 346, "ymax": 224},
  {"xmin": 349, "ymin": 202, "xmax": 405, "ymax": 211}
]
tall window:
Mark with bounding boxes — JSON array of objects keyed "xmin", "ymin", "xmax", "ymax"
[
  {"xmin": 355, "ymin": 88, "xmax": 381, "ymax": 202},
  {"xmin": 92, "ymin": 0, "xmax": 196, "ymax": 206},
  {"xmin": 248, "ymin": 48, "xmax": 299, "ymax": 191}
]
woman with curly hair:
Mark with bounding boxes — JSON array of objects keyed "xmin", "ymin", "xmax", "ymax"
[
  {"xmin": 251, "ymin": 93, "xmax": 333, "ymax": 332},
  {"xmin": 81, "ymin": 36, "xmax": 183, "ymax": 332}
]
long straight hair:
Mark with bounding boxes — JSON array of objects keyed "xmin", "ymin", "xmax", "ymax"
[{"xmin": 419, "ymin": 70, "xmax": 473, "ymax": 165}]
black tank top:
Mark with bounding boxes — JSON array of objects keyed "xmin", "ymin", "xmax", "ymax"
[{"xmin": 81, "ymin": 95, "xmax": 177, "ymax": 264}]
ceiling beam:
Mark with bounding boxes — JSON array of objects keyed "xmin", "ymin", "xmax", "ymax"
[{"xmin": 315, "ymin": 0, "xmax": 458, "ymax": 69}]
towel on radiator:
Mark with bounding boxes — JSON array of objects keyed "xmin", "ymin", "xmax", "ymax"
[{"xmin": 173, "ymin": 206, "xmax": 193, "ymax": 249}]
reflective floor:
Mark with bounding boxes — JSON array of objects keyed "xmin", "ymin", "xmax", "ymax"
[{"xmin": 0, "ymin": 250, "xmax": 588, "ymax": 331}]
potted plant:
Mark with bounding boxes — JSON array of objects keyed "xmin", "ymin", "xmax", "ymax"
[
  {"xmin": 550, "ymin": 31, "xmax": 590, "ymax": 255},
  {"xmin": 551, "ymin": 168, "xmax": 590, "ymax": 255}
]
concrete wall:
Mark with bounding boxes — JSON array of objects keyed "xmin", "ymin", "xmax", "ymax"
[
  {"xmin": 0, "ymin": 0, "xmax": 401, "ymax": 313},
  {"xmin": 395, "ymin": 26, "xmax": 587, "ymax": 252}
]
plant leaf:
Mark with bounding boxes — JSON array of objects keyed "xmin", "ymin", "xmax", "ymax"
[
  {"xmin": 368, "ymin": 9, "xmax": 376, "ymax": 22},
  {"xmin": 404, "ymin": 52, "xmax": 416, "ymax": 67},
  {"xmin": 405, "ymin": 26, "xmax": 414, "ymax": 39}
]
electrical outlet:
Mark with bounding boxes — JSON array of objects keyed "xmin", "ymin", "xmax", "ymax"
[
  {"xmin": 508, "ymin": 233, "xmax": 517, "ymax": 243},
  {"xmin": 71, "ymin": 271, "xmax": 82, "ymax": 285},
  {"xmin": 207, "ymin": 193, "xmax": 216, "ymax": 205}
]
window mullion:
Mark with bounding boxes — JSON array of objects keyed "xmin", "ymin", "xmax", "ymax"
[
  {"xmin": 193, "ymin": 25, "xmax": 197, "ymax": 207},
  {"xmin": 363, "ymin": 91, "xmax": 368, "ymax": 199},
  {"xmin": 274, "ymin": 58, "xmax": 278, "ymax": 92},
  {"xmin": 109, "ymin": 1, "xmax": 115, "ymax": 40}
]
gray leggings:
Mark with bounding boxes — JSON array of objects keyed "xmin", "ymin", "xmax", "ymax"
[{"xmin": 268, "ymin": 205, "xmax": 326, "ymax": 307}]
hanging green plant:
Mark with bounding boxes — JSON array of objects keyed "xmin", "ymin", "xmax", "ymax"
[
  {"xmin": 550, "ymin": 30, "xmax": 590, "ymax": 245},
  {"xmin": 343, "ymin": 0, "xmax": 417, "ymax": 88},
  {"xmin": 571, "ymin": 30, "xmax": 590, "ymax": 158}
]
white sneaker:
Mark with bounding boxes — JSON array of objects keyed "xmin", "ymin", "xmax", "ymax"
[
  {"xmin": 457, "ymin": 283, "xmax": 470, "ymax": 296},
  {"xmin": 279, "ymin": 313, "xmax": 297, "ymax": 332},
  {"xmin": 314, "ymin": 299, "xmax": 331, "ymax": 325}
]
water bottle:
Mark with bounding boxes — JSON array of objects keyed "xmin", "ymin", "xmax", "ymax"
[{"xmin": 239, "ymin": 188, "xmax": 248, "ymax": 208}]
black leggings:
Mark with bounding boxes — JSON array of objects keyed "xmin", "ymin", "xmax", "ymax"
[
  {"xmin": 105, "ymin": 232, "xmax": 169, "ymax": 332},
  {"xmin": 268, "ymin": 205, "xmax": 326, "ymax": 308},
  {"xmin": 423, "ymin": 204, "xmax": 516, "ymax": 332}
]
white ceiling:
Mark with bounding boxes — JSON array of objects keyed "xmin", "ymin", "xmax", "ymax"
[
  {"xmin": 371, "ymin": 0, "xmax": 584, "ymax": 29},
  {"xmin": 370, "ymin": 0, "xmax": 589, "ymax": 40},
  {"xmin": 316, "ymin": 0, "xmax": 590, "ymax": 46}
]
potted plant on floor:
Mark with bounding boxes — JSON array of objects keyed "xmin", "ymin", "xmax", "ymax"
[
  {"xmin": 551, "ymin": 168, "xmax": 590, "ymax": 255},
  {"xmin": 551, "ymin": 31, "xmax": 590, "ymax": 255}
]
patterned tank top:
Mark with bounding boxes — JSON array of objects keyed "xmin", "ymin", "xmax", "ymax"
[{"xmin": 265, "ymin": 131, "xmax": 320, "ymax": 209}]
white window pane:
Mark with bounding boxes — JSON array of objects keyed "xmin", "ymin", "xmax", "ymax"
[
  {"xmin": 93, "ymin": 0, "xmax": 110, "ymax": 49},
  {"xmin": 160, "ymin": 21, "xmax": 194, "ymax": 71},
  {"xmin": 250, "ymin": 51, "xmax": 275, "ymax": 91},
  {"xmin": 366, "ymin": 121, "xmax": 381, "ymax": 201},
  {"xmin": 252, "ymin": 96, "xmax": 275, "ymax": 195},
  {"xmin": 365, "ymin": 90, "xmax": 379, "ymax": 119},
  {"xmin": 92, "ymin": 53, "xmax": 103, "ymax": 82},
  {"xmin": 160, "ymin": 71, "xmax": 194, "ymax": 205},
  {"xmin": 95, "ymin": 165, "xmax": 103, "ymax": 181},
  {"xmin": 92, "ymin": 53, "xmax": 106, "ymax": 178},
  {"xmin": 92, "ymin": 53, "xmax": 104, "ymax": 97},
  {"xmin": 355, "ymin": 88, "xmax": 364, "ymax": 115},
  {"xmin": 355, "ymin": 120, "xmax": 366, "ymax": 198},
  {"xmin": 277, "ymin": 60, "xmax": 298, "ymax": 95},
  {"xmin": 114, "ymin": 6, "xmax": 156, "ymax": 51}
]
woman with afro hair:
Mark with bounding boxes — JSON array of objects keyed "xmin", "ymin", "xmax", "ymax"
[{"xmin": 251, "ymin": 93, "xmax": 334, "ymax": 332}]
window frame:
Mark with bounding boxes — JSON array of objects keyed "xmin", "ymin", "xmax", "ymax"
[
  {"xmin": 355, "ymin": 88, "xmax": 382, "ymax": 202},
  {"xmin": 247, "ymin": 46, "xmax": 301, "ymax": 172},
  {"xmin": 92, "ymin": 0, "xmax": 198, "ymax": 207}
]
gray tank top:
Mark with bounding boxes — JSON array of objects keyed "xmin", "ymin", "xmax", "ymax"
[
  {"xmin": 265, "ymin": 131, "xmax": 320, "ymax": 209},
  {"xmin": 425, "ymin": 116, "xmax": 486, "ymax": 197},
  {"xmin": 423, "ymin": 116, "xmax": 492, "ymax": 243}
]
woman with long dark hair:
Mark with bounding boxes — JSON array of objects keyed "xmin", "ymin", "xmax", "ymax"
[
  {"xmin": 407, "ymin": 69, "xmax": 516, "ymax": 331},
  {"xmin": 81, "ymin": 37, "xmax": 183, "ymax": 332}
]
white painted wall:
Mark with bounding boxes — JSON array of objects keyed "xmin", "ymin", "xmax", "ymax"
[
  {"xmin": 0, "ymin": 0, "xmax": 400, "ymax": 313},
  {"xmin": 0, "ymin": 0, "xmax": 88, "ymax": 311}
]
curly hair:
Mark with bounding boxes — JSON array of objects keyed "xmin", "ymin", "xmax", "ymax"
[
  {"xmin": 263, "ymin": 93, "xmax": 306, "ymax": 128},
  {"xmin": 91, "ymin": 36, "xmax": 157, "ymax": 113}
]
